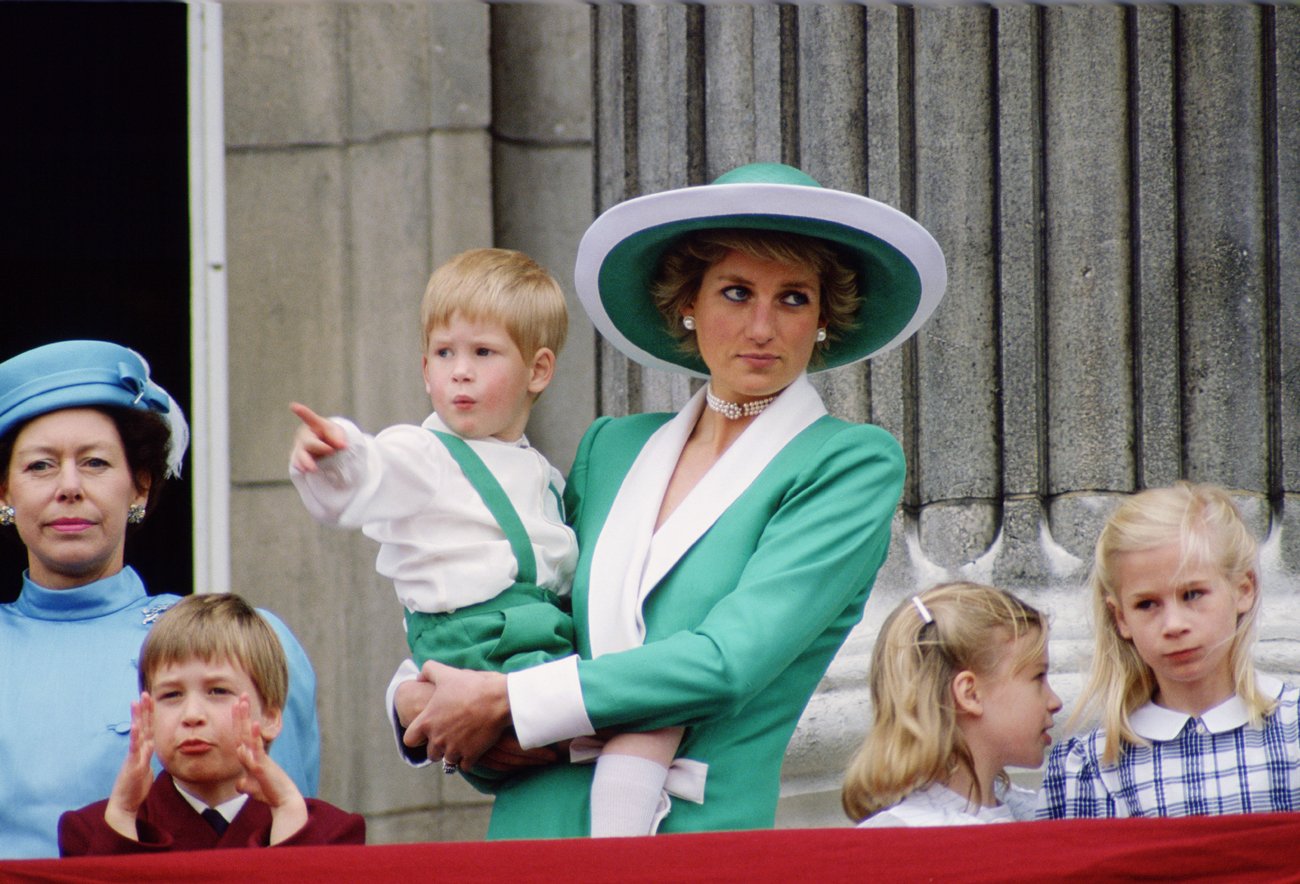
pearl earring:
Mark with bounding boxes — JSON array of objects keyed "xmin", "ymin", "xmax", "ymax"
[
  {"xmin": 127, "ymin": 504, "xmax": 146, "ymax": 525},
  {"xmin": 682, "ymin": 316, "xmax": 696, "ymax": 331},
  {"xmin": 0, "ymin": 505, "xmax": 13, "ymax": 527},
  {"xmin": 816, "ymin": 328, "xmax": 827, "ymax": 342}
]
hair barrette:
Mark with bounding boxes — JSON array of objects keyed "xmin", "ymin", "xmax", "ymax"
[{"xmin": 911, "ymin": 595, "xmax": 934, "ymax": 625}]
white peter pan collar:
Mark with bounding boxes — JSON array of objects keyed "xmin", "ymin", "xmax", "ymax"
[{"xmin": 1129, "ymin": 673, "xmax": 1285, "ymax": 741}]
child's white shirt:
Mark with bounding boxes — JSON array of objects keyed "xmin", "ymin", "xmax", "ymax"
[
  {"xmin": 290, "ymin": 412, "xmax": 576, "ymax": 614},
  {"xmin": 857, "ymin": 781, "xmax": 1036, "ymax": 828},
  {"xmin": 174, "ymin": 780, "xmax": 249, "ymax": 824}
]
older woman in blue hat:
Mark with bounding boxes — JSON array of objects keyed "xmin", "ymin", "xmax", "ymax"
[
  {"xmin": 393, "ymin": 163, "xmax": 947, "ymax": 837},
  {"xmin": 0, "ymin": 340, "xmax": 321, "ymax": 858}
]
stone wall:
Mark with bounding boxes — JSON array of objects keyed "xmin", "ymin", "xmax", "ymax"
[
  {"xmin": 224, "ymin": 2, "xmax": 502, "ymax": 841},
  {"xmin": 589, "ymin": 3, "xmax": 1299, "ymax": 824},
  {"xmin": 221, "ymin": 2, "xmax": 1298, "ymax": 838}
]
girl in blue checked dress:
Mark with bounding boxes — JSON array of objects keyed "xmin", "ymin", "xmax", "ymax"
[
  {"xmin": 1038, "ymin": 482, "xmax": 1300, "ymax": 818},
  {"xmin": 844, "ymin": 583, "xmax": 1062, "ymax": 827}
]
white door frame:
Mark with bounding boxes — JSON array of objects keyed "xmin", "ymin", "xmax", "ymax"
[{"xmin": 187, "ymin": 1, "xmax": 229, "ymax": 596}]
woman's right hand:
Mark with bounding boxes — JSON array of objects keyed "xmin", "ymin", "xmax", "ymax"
[{"xmin": 396, "ymin": 674, "xmax": 557, "ymax": 770}]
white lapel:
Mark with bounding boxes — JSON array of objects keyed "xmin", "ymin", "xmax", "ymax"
[{"xmin": 587, "ymin": 375, "xmax": 826, "ymax": 657}]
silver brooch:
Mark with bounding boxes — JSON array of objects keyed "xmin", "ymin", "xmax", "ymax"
[{"xmin": 141, "ymin": 600, "xmax": 176, "ymax": 626}]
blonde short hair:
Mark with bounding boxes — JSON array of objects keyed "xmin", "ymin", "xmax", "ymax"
[
  {"xmin": 650, "ymin": 229, "xmax": 859, "ymax": 365},
  {"xmin": 1073, "ymin": 481, "xmax": 1269, "ymax": 764},
  {"xmin": 420, "ymin": 248, "xmax": 568, "ymax": 361},
  {"xmin": 138, "ymin": 593, "xmax": 288, "ymax": 715},
  {"xmin": 841, "ymin": 582, "xmax": 1047, "ymax": 823}
]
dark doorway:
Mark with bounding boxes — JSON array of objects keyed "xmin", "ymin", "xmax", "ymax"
[{"xmin": 0, "ymin": 2, "xmax": 193, "ymax": 601}]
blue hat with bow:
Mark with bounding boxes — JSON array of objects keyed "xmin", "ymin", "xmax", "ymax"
[{"xmin": 0, "ymin": 340, "xmax": 189, "ymax": 477}]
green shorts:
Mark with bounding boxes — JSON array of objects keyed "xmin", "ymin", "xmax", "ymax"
[{"xmin": 405, "ymin": 583, "xmax": 575, "ymax": 674}]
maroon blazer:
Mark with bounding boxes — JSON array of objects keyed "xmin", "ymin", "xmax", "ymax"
[{"xmin": 58, "ymin": 772, "xmax": 365, "ymax": 856}]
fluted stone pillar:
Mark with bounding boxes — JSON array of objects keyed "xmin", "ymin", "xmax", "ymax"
[{"xmin": 589, "ymin": 3, "xmax": 1299, "ymax": 827}]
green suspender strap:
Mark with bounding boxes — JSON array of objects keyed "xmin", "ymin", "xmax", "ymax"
[
  {"xmin": 429, "ymin": 430, "xmax": 537, "ymax": 585},
  {"xmin": 417, "ymin": 431, "xmax": 573, "ymax": 789}
]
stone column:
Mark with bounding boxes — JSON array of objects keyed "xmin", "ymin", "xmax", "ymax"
[{"xmin": 589, "ymin": 2, "xmax": 1299, "ymax": 827}]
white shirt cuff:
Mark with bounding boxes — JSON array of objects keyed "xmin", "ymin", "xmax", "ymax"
[
  {"xmin": 386, "ymin": 658, "xmax": 430, "ymax": 768},
  {"xmin": 507, "ymin": 655, "xmax": 594, "ymax": 749}
]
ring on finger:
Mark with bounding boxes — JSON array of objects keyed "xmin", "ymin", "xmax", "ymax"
[{"xmin": 442, "ymin": 758, "xmax": 457, "ymax": 775}]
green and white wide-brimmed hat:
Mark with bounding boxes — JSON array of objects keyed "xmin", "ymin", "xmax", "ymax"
[{"xmin": 574, "ymin": 162, "xmax": 947, "ymax": 377}]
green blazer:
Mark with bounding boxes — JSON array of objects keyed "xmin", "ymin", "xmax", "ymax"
[{"xmin": 488, "ymin": 409, "xmax": 904, "ymax": 837}]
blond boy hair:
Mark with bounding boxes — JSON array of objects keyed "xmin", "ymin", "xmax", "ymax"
[
  {"xmin": 138, "ymin": 593, "xmax": 288, "ymax": 717},
  {"xmin": 1073, "ymin": 481, "xmax": 1271, "ymax": 764},
  {"xmin": 420, "ymin": 248, "xmax": 568, "ymax": 364},
  {"xmin": 841, "ymin": 582, "xmax": 1047, "ymax": 822}
]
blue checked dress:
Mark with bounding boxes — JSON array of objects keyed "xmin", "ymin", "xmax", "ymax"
[{"xmin": 1037, "ymin": 674, "xmax": 1300, "ymax": 818}]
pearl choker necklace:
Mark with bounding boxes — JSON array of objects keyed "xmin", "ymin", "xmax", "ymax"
[{"xmin": 705, "ymin": 386, "xmax": 776, "ymax": 420}]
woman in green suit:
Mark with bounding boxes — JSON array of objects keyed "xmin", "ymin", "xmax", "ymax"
[{"xmin": 393, "ymin": 163, "xmax": 947, "ymax": 836}]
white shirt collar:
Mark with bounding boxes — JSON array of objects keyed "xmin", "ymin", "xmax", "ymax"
[
  {"xmin": 421, "ymin": 412, "xmax": 530, "ymax": 449},
  {"xmin": 911, "ymin": 782, "xmax": 1017, "ymax": 824},
  {"xmin": 1130, "ymin": 673, "xmax": 1285, "ymax": 740},
  {"xmin": 173, "ymin": 778, "xmax": 250, "ymax": 822}
]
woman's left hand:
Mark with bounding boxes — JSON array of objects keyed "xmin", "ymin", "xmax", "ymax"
[{"xmin": 403, "ymin": 660, "xmax": 510, "ymax": 770}]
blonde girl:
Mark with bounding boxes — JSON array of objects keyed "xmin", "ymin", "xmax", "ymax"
[
  {"xmin": 843, "ymin": 582, "xmax": 1061, "ymax": 827},
  {"xmin": 1037, "ymin": 481, "xmax": 1295, "ymax": 819}
]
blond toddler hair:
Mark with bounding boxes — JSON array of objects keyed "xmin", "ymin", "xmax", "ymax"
[{"xmin": 420, "ymin": 248, "xmax": 568, "ymax": 364}]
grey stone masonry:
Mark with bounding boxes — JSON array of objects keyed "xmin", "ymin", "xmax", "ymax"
[
  {"xmin": 221, "ymin": 2, "xmax": 1297, "ymax": 839},
  {"xmin": 223, "ymin": 0, "xmax": 598, "ymax": 842},
  {"xmin": 223, "ymin": 1, "xmax": 501, "ymax": 841},
  {"xmin": 490, "ymin": 3, "xmax": 595, "ymax": 473},
  {"xmin": 589, "ymin": 4, "xmax": 1299, "ymax": 828}
]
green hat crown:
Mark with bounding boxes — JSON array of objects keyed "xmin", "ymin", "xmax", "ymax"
[{"xmin": 711, "ymin": 163, "xmax": 822, "ymax": 187}]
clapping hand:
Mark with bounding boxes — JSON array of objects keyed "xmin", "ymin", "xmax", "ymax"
[
  {"xmin": 234, "ymin": 694, "xmax": 308, "ymax": 845},
  {"xmin": 103, "ymin": 693, "xmax": 157, "ymax": 841}
]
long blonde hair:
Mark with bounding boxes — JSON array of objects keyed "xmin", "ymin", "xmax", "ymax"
[
  {"xmin": 842, "ymin": 582, "xmax": 1047, "ymax": 822},
  {"xmin": 1072, "ymin": 481, "xmax": 1269, "ymax": 764}
]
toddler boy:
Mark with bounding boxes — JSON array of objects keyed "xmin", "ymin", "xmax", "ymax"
[
  {"xmin": 292, "ymin": 248, "xmax": 674, "ymax": 836},
  {"xmin": 289, "ymin": 248, "xmax": 578, "ymax": 692}
]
